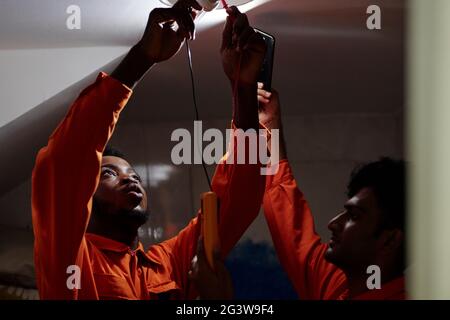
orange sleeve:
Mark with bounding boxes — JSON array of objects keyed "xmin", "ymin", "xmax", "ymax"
[
  {"xmin": 31, "ymin": 73, "xmax": 132, "ymax": 299},
  {"xmin": 263, "ymin": 160, "xmax": 347, "ymax": 299},
  {"xmin": 153, "ymin": 127, "xmax": 266, "ymax": 298}
]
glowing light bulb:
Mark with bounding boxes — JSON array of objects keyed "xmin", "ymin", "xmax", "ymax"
[{"xmin": 159, "ymin": 0, "xmax": 253, "ymax": 12}]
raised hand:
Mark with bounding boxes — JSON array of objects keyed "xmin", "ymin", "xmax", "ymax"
[
  {"xmin": 221, "ymin": 6, "xmax": 266, "ymax": 88},
  {"xmin": 258, "ymin": 83, "xmax": 287, "ymax": 160},
  {"xmin": 111, "ymin": 0, "xmax": 201, "ymax": 89},
  {"xmin": 138, "ymin": 0, "xmax": 202, "ymax": 63},
  {"xmin": 188, "ymin": 237, "xmax": 234, "ymax": 300},
  {"xmin": 257, "ymin": 82, "xmax": 281, "ymax": 130}
]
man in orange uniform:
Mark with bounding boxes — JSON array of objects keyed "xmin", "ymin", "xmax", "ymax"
[
  {"xmin": 257, "ymin": 85, "xmax": 406, "ymax": 300},
  {"xmin": 31, "ymin": 1, "xmax": 266, "ymax": 300}
]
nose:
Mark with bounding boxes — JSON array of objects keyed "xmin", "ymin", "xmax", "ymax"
[
  {"xmin": 328, "ymin": 211, "xmax": 345, "ymax": 233},
  {"xmin": 121, "ymin": 173, "xmax": 139, "ymax": 185}
]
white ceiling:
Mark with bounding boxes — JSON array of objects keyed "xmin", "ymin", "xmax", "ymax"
[
  {"xmin": 0, "ymin": 0, "xmax": 272, "ymax": 127},
  {"xmin": 0, "ymin": 0, "xmax": 266, "ymax": 50},
  {"xmin": 124, "ymin": 0, "xmax": 405, "ymax": 122},
  {"xmin": 0, "ymin": 0, "xmax": 154, "ymax": 49},
  {"xmin": 0, "ymin": 0, "xmax": 405, "ymax": 217}
]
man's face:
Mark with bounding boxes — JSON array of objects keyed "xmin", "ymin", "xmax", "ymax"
[
  {"xmin": 93, "ymin": 156, "xmax": 148, "ymax": 224},
  {"xmin": 325, "ymin": 187, "xmax": 383, "ymax": 271}
]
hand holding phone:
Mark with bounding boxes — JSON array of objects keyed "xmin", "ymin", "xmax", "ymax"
[{"xmin": 254, "ymin": 28, "xmax": 276, "ymax": 92}]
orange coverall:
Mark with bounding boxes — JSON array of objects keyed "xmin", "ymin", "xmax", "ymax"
[
  {"xmin": 263, "ymin": 160, "xmax": 405, "ymax": 300},
  {"xmin": 32, "ymin": 73, "xmax": 265, "ymax": 300}
]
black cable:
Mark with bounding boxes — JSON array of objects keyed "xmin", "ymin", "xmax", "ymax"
[{"xmin": 186, "ymin": 40, "xmax": 212, "ymax": 191}]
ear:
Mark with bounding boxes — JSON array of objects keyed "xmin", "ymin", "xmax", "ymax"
[{"xmin": 378, "ymin": 229, "xmax": 404, "ymax": 256}]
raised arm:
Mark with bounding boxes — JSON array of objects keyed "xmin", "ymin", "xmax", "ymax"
[
  {"xmin": 31, "ymin": 1, "xmax": 199, "ymax": 299},
  {"xmin": 215, "ymin": 6, "xmax": 267, "ymax": 254},
  {"xmin": 152, "ymin": 7, "xmax": 267, "ymax": 298},
  {"xmin": 259, "ymin": 87, "xmax": 347, "ymax": 300}
]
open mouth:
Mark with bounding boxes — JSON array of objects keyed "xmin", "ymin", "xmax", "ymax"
[{"xmin": 123, "ymin": 183, "xmax": 143, "ymax": 198}]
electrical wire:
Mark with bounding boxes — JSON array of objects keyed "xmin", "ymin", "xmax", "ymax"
[
  {"xmin": 185, "ymin": 2, "xmax": 240, "ymax": 192},
  {"xmin": 220, "ymin": 0, "xmax": 230, "ymax": 10},
  {"xmin": 186, "ymin": 40, "xmax": 213, "ymax": 191}
]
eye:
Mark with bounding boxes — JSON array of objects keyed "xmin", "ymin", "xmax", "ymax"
[{"xmin": 101, "ymin": 168, "xmax": 117, "ymax": 178}]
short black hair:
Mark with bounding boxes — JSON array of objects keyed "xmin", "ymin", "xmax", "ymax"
[
  {"xmin": 347, "ymin": 157, "xmax": 406, "ymax": 232},
  {"xmin": 103, "ymin": 145, "xmax": 126, "ymax": 160}
]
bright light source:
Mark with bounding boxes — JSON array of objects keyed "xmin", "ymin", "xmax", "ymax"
[
  {"xmin": 160, "ymin": 0, "xmax": 253, "ymax": 10},
  {"xmin": 195, "ymin": 0, "xmax": 271, "ymax": 31},
  {"xmin": 158, "ymin": 0, "xmax": 270, "ymax": 31}
]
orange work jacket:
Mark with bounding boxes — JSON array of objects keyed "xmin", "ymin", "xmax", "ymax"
[
  {"xmin": 32, "ymin": 73, "xmax": 265, "ymax": 300},
  {"xmin": 263, "ymin": 160, "xmax": 406, "ymax": 300}
]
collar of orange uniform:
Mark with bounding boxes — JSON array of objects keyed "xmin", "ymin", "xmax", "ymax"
[
  {"xmin": 85, "ymin": 233, "xmax": 162, "ymax": 266},
  {"xmin": 352, "ymin": 276, "xmax": 406, "ymax": 300}
]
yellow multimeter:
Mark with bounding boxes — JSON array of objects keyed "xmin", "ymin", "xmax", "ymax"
[{"xmin": 200, "ymin": 191, "xmax": 220, "ymax": 270}]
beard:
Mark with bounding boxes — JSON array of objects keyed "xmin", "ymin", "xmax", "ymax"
[
  {"xmin": 324, "ymin": 245, "xmax": 339, "ymax": 264},
  {"xmin": 325, "ymin": 242, "xmax": 377, "ymax": 275},
  {"xmin": 324, "ymin": 242, "xmax": 350, "ymax": 271},
  {"xmin": 92, "ymin": 198, "xmax": 150, "ymax": 228},
  {"xmin": 120, "ymin": 206, "xmax": 150, "ymax": 226}
]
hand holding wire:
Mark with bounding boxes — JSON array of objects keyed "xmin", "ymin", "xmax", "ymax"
[{"xmin": 220, "ymin": 0, "xmax": 230, "ymax": 10}]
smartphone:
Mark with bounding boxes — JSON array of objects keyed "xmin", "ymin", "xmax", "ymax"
[
  {"xmin": 201, "ymin": 191, "xmax": 220, "ymax": 270},
  {"xmin": 254, "ymin": 28, "xmax": 276, "ymax": 92}
]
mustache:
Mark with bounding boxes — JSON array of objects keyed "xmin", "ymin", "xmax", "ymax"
[{"xmin": 92, "ymin": 198, "xmax": 150, "ymax": 222}]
